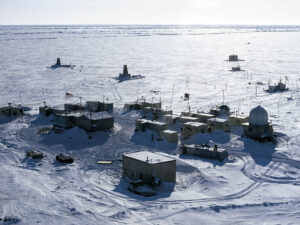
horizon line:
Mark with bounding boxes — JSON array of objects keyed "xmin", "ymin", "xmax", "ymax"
[{"xmin": 1, "ymin": 24, "xmax": 300, "ymax": 27}]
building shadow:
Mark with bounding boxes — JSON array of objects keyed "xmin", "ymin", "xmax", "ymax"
[
  {"xmin": 20, "ymin": 157, "xmax": 43, "ymax": 170},
  {"xmin": 38, "ymin": 127, "xmax": 110, "ymax": 150},
  {"xmin": 240, "ymin": 137, "xmax": 276, "ymax": 166},
  {"xmin": 113, "ymin": 178, "xmax": 175, "ymax": 201}
]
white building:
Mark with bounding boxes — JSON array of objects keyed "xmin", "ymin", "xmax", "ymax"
[{"xmin": 242, "ymin": 106, "xmax": 273, "ymax": 140}]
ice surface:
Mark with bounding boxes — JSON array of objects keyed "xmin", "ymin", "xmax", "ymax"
[{"xmin": 0, "ymin": 25, "xmax": 300, "ymax": 224}]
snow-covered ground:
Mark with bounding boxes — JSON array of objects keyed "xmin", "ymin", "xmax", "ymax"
[{"xmin": 1, "ymin": 25, "xmax": 300, "ymax": 224}]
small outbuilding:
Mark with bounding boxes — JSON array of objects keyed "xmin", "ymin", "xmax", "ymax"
[
  {"xmin": 163, "ymin": 114, "xmax": 179, "ymax": 125},
  {"xmin": 0, "ymin": 104, "xmax": 23, "ymax": 117},
  {"xmin": 266, "ymin": 80, "xmax": 288, "ymax": 93},
  {"xmin": 135, "ymin": 119, "xmax": 168, "ymax": 135},
  {"xmin": 229, "ymin": 55, "xmax": 239, "ymax": 62},
  {"xmin": 77, "ymin": 112, "xmax": 114, "ymax": 132},
  {"xmin": 207, "ymin": 118, "xmax": 230, "ymax": 132},
  {"xmin": 161, "ymin": 130, "xmax": 178, "ymax": 143},
  {"xmin": 229, "ymin": 114, "xmax": 249, "ymax": 126},
  {"xmin": 86, "ymin": 101, "xmax": 113, "ymax": 112},
  {"xmin": 210, "ymin": 105, "xmax": 230, "ymax": 116},
  {"xmin": 182, "ymin": 122, "xmax": 208, "ymax": 139},
  {"xmin": 143, "ymin": 107, "xmax": 172, "ymax": 117},
  {"xmin": 64, "ymin": 103, "xmax": 82, "ymax": 112},
  {"xmin": 122, "ymin": 151, "xmax": 176, "ymax": 184},
  {"xmin": 54, "ymin": 112, "xmax": 81, "ymax": 128}
]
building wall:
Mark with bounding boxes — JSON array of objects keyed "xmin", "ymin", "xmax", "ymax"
[
  {"xmin": 0, "ymin": 107, "xmax": 23, "ymax": 117},
  {"xmin": 152, "ymin": 161, "xmax": 176, "ymax": 183},
  {"xmin": 122, "ymin": 155, "xmax": 154, "ymax": 183},
  {"xmin": 208, "ymin": 120, "xmax": 230, "ymax": 132},
  {"xmin": 243, "ymin": 124, "xmax": 273, "ymax": 139},
  {"xmin": 229, "ymin": 115, "xmax": 249, "ymax": 126},
  {"xmin": 162, "ymin": 131, "xmax": 178, "ymax": 143},
  {"xmin": 182, "ymin": 123, "xmax": 208, "ymax": 138},
  {"xmin": 93, "ymin": 117, "xmax": 114, "ymax": 130},
  {"xmin": 54, "ymin": 114, "xmax": 76, "ymax": 128},
  {"xmin": 77, "ymin": 115, "xmax": 114, "ymax": 131}
]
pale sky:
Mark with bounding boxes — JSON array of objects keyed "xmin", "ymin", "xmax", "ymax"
[{"xmin": 1, "ymin": 0, "xmax": 300, "ymax": 25}]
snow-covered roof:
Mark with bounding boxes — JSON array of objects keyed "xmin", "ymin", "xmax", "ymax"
[
  {"xmin": 208, "ymin": 118, "xmax": 228, "ymax": 123},
  {"xmin": 184, "ymin": 121, "xmax": 207, "ymax": 127},
  {"xmin": 162, "ymin": 130, "xmax": 178, "ymax": 134},
  {"xmin": 124, "ymin": 151, "xmax": 175, "ymax": 164},
  {"xmin": 82, "ymin": 111, "xmax": 113, "ymax": 120}
]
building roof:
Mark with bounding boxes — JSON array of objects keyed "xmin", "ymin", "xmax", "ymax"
[
  {"xmin": 193, "ymin": 112, "xmax": 214, "ymax": 117},
  {"xmin": 123, "ymin": 151, "xmax": 175, "ymax": 164},
  {"xmin": 162, "ymin": 129, "xmax": 178, "ymax": 134},
  {"xmin": 184, "ymin": 121, "xmax": 207, "ymax": 127},
  {"xmin": 81, "ymin": 111, "xmax": 113, "ymax": 120},
  {"xmin": 180, "ymin": 116, "xmax": 198, "ymax": 121},
  {"xmin": 208, "ymin": 118, "xmax": 228, "ymax": 123},
  {"xmin": 249, "ymin": 106, "xmax": 268, "ymax": 127}
]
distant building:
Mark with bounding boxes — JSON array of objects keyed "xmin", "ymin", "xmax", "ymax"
[
  {"xmin": 242, "ymin": 106, "xmax": 273, "ymax": 140},
  {"xmin": 231, "ymin": 66, "xmax": 241, "ymax": 72},
  {"xmin": 77, "ymin": 112, "xmax": 114, "ymax": 132},
  {"xmin": 54, "ymin": 112, "xmax": 80, "ymax": 128},
  {"xmin": 161, "ymin": 130, "xmax": 178, "ymax": 143},
  {"xmin": 64, "ymin": 103, "xmax": 82, "ymax": 112},
  {"xmin": 229, "ymin": 55, "xmax": 239, "ymax": 62},
  {"xmin": 207, "ymin": 118, "xmax": 230, "ymax": 132},
  {"xmin": 86, "ymin": 101, "xmax": 113, "ymax": 112},
  {"xmin": 180, "ymin": 144, "xmax": 228, "ymax": 161},
  {"xmin": 122, "ymin": 151, "xmax": 176, "ymax": 183},
  {"xmin": 229, "ymin": 114, "xmax": 249, "ymax": 126},
  {"xmin": 135, "ymin": 119, "xmax": 168, "ymax": 135},
  {"xmin": 0, "ymin": 104, "xmax": 23, "ymax": 117},
  {"xmin": 266, "ymin": 80, "xmax": 288, "ymax": 93},
  {"xmin": 143, "ymin": 107, "xmax": 172, "ymax": 117},
  {"xmin": 118, "ymin": 65, "xmax": 131, "ymax": 78},
  {"xmin": 182, "ymin": 122, "xmax": 208, "ymax": 139},
  {"xmin": 210, "ymin": 105, "xmax": 230, "ymax": 117},
  {"xmin": 124, "ymin": 100, "xmax": 161, "ymax": 110},
  {"xmin": 39, "ymin": 105, "xmax": 65, "ymax": 116},
  {"xmin": 163, "ymin": 114, "xmax": 179, "ymax": 125}
]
